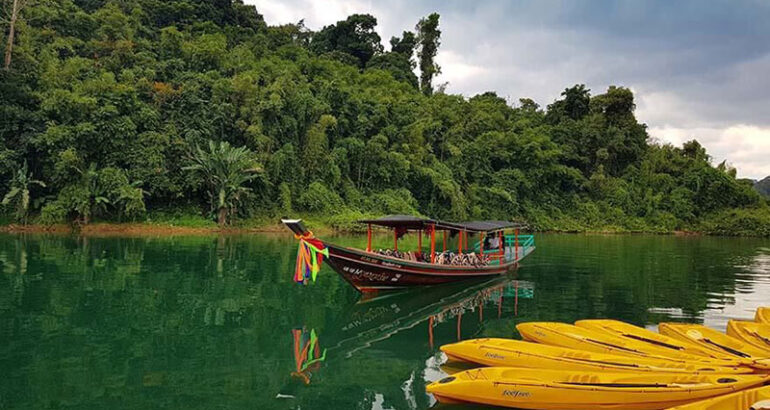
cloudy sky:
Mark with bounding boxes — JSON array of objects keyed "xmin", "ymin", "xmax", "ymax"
[{"xmin": 248, "ymin": 0, "xmax": 770, "ymax": 179}]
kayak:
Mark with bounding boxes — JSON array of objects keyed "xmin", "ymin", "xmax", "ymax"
[
  {"xmin": 517, "ymin": 322, "xmax": 745, "ymax": 366},
  {"xmin": 659, "ymin": 323, "xmax": 770, "ymax": 370},
  {"xmin": 726, "ymin": 320, "xmax": 770, "ymax": 354},
  {"xmin": 439, "ymin": 362, "xmax": 477, "ymax": 376},
  {"xmin": 666, "ymin": 385, "xmax": 770, "ymax": 409},
  {"xmin": 575, "ymin": 319, "xmax": 736, "ymax": 361},
  {"xmin": 426, "ymin": 367, "xmax": 769, "ymax": 410},
  {"xmin": 441, "ymin": 338, "xmax": 751, "ymax": 374},
  {"xmin": 757, "ymin": 307, "xmax": 770, "ymax": 325}
]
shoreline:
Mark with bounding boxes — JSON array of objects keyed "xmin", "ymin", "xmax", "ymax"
[
  {"xmin": 0, "ymin": 222, "xmax": 292, "ymax": 237},
  {"xmin": 0, "ymin": 221, "xmax": 709, "ymax": 238}
]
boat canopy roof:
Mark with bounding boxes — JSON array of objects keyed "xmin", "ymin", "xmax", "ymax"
[
  {"xmin": 358, "ymin": 215, "xmax": 526, "ymax": 233},
  {"xmin": 358, "ymin": 215, "xmax": 435, "ymax": 230}
]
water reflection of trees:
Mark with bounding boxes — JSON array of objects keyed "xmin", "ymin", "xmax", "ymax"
[
  {"xmin": 0, "ymin": 233, "xmax": 767, "ymax": 409},
  {"xmin": 516, "ymin": 235, "xmax": 769, "ymax": 326},
  {"xmin": 0, "ymin": 234, "xmax": 354, "ymax": 409}
]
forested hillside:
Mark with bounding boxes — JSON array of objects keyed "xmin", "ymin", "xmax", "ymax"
[
  {"xmin": 756, "ymin": 177, "xmax": 770, "ymax": 198},
  {"xmin": 1, "ymin": 0, "xmax": 768, "ymax": 235}
]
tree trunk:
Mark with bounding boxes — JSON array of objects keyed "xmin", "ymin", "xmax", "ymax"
[
  {"xmin": 217, "ymin": 206, "xmax": 227, "ymax": 226},
  {"xmin": 4, "ymin": 0, "xmax": 20, "ymax": 71}
]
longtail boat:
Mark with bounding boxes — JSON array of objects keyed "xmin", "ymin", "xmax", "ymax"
[{"xmin": 282, "ymin": 215, "xmax": 535, "ymax": 292}]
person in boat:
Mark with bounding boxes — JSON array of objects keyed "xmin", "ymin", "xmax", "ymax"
[{"xmin": 484, "ymin": 230, "xmax": 502, "ymax": 251}]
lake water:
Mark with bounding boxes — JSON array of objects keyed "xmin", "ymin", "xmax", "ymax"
[{"xmin": 1, "ymin": 233, "xmax": 769, "ymax": 409}]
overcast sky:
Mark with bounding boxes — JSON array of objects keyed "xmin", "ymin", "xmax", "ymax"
[{"xmin": 248, "ymin": 0, "xmax": 770, "ymax": 179}]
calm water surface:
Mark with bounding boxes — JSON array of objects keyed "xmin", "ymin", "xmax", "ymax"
[{"xmin": 1, "ymin": 233, "xmax": 769, "ymax": 409}]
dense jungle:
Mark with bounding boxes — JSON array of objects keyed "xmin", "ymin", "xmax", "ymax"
[{"xmin": 1, "ymin": 0, "xmax": 768, "ymax": 235}]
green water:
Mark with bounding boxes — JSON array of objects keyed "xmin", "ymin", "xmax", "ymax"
[{"xmin": 1, "ymin": 233, "xmax": 769, "ymax": 409}]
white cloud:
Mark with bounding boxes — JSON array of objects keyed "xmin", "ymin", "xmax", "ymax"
[
  {"xmin": 649, "ymin": 125, "xmax": 770, "ymax": 179},
  {"xmin": 434, "ymin": 50, "xmax": 487, "ymax": 85},
  {"xmin": 252, "ymin": 0, "xmax": 377, "ymax": 28}
]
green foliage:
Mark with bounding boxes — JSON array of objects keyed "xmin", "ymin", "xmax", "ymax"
[
  {"xmin": 755, "ymin": 176, "xmax": 770, "ymax": 198},
  {"xmin": 296, "ymin": 181, "xmax": 345, "ymax": 214},
  {"xmin": 0, "ymin": 1, "xmax": 767, "ymax": 236},
  {"xmin": 1, "ymin": 161, "xmax": 45, "ymax": 224},
  {"xmin": 700, "ymin": 208, "xmax": 770, "ymax": 237},
  {"xmin": 416, "ymin": 13, "xmax": 440, "ymax": 95},
  {"xmin": 310, "ymin": 14, "xmax": 383, "ymax": 68},
  {"xmin": 184, "ymin": 140, "xmax": 261, "ymax": 226},
  {"xmin": 40, "ymin": 162, "xmax": 145, "ymax": 224},
  {"xmin": 145, "ymin": 205, "xmax": 217, "ymax": 228},
  {"xmin": 366, "ymin": 31, "xmax": 418, "ymax": 88},
  {"xmin": 278, "ymin": 182, "xmax": 292, "ymax": 214}
]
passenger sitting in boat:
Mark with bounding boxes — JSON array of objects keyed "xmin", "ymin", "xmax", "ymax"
[
  {"xmin": 374, "ymin": 249, "xmax": 489, "ymax": 266},
  {"xmin": 434, "ymin": 251, "xmax": 489, "ymax": 267},
  {"xmin": 374, "ymin": 249, "xmax": 422, "ymax": 262},
  {"xmin": 484, "ymin": 234, "xmax": 501, "ymax": 251}
]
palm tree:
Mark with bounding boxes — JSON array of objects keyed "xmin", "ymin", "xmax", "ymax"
[
  {"xmin": 2, "ymin": 160, "xmax": 46, "ymax": 224},
  {"xmin": 184, "ymin": 141, "xmax": 261, "ymax": 226},
  {"xmin": 78, "ymin": 163, "xmax": 111, "ymax": 224}
]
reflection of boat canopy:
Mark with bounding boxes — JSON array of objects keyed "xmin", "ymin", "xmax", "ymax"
[{"xmin": 332, "ymin": 278, "xmax": 534, "ymax": 357}]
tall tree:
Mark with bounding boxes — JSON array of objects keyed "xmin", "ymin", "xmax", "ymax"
[
  {"xmin": 184, "ymin": 141, "xmax": 262, "ymax": 226},
  {"xmin": 416, "ymin": 13, "xmax": 441, "ymax": 95},
  {"xmin": 310, "ymin": 14, "xmax": 383, "ymax": 67},
  {"xmin": 390, "ymin": 31, "xmax": 416, "ymax": 57},
  {"xmin": 366, "ymin": 31, "xmax": 418, "ymax": 87},
  {"xmin": 2, "ymin": 0, "xmax": 30, "ymax": 70}
]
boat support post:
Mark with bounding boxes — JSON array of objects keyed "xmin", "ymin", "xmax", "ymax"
[
  {"xmin": 394, "ymin": 230, "xmax": 398, "ymax": 251},
  {"xmin": 366, "ymin": 223, "xmax": 372, "ymax": 252},
  {"xmin": 514, "ymin": 228, "xmax": 519, "ymax": 264},
  {"xmin": 430, "ymin": 224, "xmax": 436, "ymax": 263},
  {"xmin": 479, "ymin": 232, "xmax": 484, "ymax": 258},
  {"xmin": 498, "ymin": 230, "xmax": 504, "ymax": 263},
  {"xmin": 418, "ymin": 229, "xmax": 422, "ymax": 252}
]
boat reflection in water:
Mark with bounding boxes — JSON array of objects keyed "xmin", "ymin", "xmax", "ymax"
[
  {"xmin": 291, "ymin": 327, "xmax": 327, "ymax": 385},
  {"xmin": 286, "ymin": 277, "xmax": 534, "ymax": 387}
]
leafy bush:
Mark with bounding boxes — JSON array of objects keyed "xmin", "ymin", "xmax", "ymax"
[
  {"xmin": 700, "ymin": 208, "xmax": 770, "ymax": 237},
  {"xmin": 296, "ymin": 182, "xmax": 346, "ymax": 214},
  {"xmin": 363, "ymin": 188, "xmax": 420, "ymax": 215},
  {"xmin": 39, "ymin": 201, "xmax": 68, "ymax": 226}
]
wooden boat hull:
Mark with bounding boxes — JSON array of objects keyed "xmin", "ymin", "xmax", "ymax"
[{"xmin": 323, "ymin": 242, "xmax": 526, "ymax": 292}]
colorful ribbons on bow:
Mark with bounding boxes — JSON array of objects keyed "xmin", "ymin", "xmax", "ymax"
[{"xmin": 294, "ymin": 231, "xmax": 329, "ymax": 284}]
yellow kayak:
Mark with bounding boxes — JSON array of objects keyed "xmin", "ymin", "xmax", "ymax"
[
  {"xmin": 727, "ymin": 320, "xmax": 770, "ymax": 354},
  {"xmin": 757, "ymin": 307, "xmax": 770, "ymax": 324},
  {"xmin": 426, "ymin": 367, "xmax": 769, "ymax": 410},
  {"xmin": 441, "ymin": 338, "xmax": 751, "ymax": 374},
  {"xmin": 576, "ymin": 319, "xmax": 737, "ymax": 362},
  {"xmin": 659, "ymin": 323, "xmax": 770, "ymax": 370},
  {"xmin": 439, "ymin": 362, "xmax": 476, "ymax": 376},
  {"xmin": 517, "ymin": 322, "xmax": 744, "ymax": 366},
  {"xmin": 666, "ymin": 385, "xmax": 770, "ymax": 409}
]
